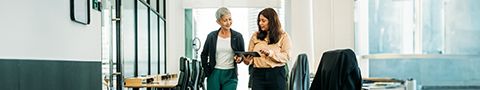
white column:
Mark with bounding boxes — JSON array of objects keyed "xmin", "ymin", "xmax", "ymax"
[
  {"xmin": 312, "ymin": 0, "xmax": 332, "ymax": 74},
  {"xmin": 312, "ymin": 0, "xmax": 355, "ymax": 73},
  {"xmin": 166, "ymin": 0, "xmax": 185, "ymax": 73},
  {"xmin": 287, "ymin": 0, "xmax": 314, "ymax": 71}
]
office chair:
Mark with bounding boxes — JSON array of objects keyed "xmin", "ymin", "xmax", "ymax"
[
  {"xmin": 289, "ymin": 53, "xmax": 310, "ymax": 90},
  {"xmin": 197, "ymin": 64, "xmax": 206, "ymax": 90},
  {"xmin": 310, "ymin": 49, "xmax": 362, "ymax": 90},
  {"xmin": 187, "ymin": 58, "xmax": 205, "ymax": 90},
  {"xmin": 177, "ymin": 57, "xmax": 191, "ymax": 90},
  {"xmin": 190, "ymin": 59, "xmax": 201, "ymax": 90}
]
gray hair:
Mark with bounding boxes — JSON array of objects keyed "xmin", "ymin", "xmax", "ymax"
[{"xmin": 215, "ymin": 7, "xmax": 231, "ymax": 21}]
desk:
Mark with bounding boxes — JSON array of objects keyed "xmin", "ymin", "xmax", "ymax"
[
  {"xmin": 125, "ymin": 74, "xmax": 178, "ymax": 90},
  {"xmin": 362, "ymin": 82, "xmax": 406, "ymax": 90},
  {"xmin": 362, "ymin": 78, "xmax": 415, "ymax": 90}
]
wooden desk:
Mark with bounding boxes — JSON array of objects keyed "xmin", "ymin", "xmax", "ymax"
[{"xmin": 125, "ymin": 74, "xmax": 178, "ymax": 89}]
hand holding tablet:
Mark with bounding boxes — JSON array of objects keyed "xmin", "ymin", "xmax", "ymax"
[{"xmin": 234, "ymin": 51, "xmax": 261, "ymax": 57}]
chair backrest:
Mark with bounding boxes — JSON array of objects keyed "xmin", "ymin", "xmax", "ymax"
[
  {"xmin": 289, "ymin": 53, "xmax": 310, "ymax": 90},
  {"xmin": 177, "ymin": 57, "xmax": 190, "ymax": 90},
  {"xmin": 189, "ymin": 59, "xmax": 201, "ymax": 90},
  {"xmin": 197, "ymin": 62, "xmax": 206, "ymax": 90},
  {"xmin": 186, "ymin": 58, "xmax": 192, "ymax": 90},
  {"xmin": 310, "ymin": 49, "xmax": 362, "ymax": 90}
]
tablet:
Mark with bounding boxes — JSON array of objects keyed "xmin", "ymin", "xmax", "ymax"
[{"xmin": 234, "ymin": 51, "xmax": 261, "ymax": 57}]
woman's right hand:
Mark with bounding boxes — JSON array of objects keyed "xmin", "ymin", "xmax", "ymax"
[{"xmin": 243, "ymin": 55, "xmax": 254, "ymax": 65}]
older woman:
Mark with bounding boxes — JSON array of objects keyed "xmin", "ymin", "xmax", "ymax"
[
  {"xmin": 200, "ymin": 7, "xmax": 245, "ymax": 90},
  {"xmin": 244, "ymin": 8, "xmax": 291, "ymax": 90}
]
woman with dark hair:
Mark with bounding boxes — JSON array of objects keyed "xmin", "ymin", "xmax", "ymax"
[
  {"xmin": 201, "ymin": 7, "xmax": 245, "ymax": 90},
  {"xmin": 243, "ymin": 8, "xmax": 291, "ymax": 90}
]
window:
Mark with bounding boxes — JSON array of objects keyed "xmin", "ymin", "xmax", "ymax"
[
  {"xmin": 354, "ymin": 0, "xmax": 480, "ymax": 86},
  {"xmin": 355, "ymin": 0, "xmax": 480, "ymax": 56},
  {"xmin": 137, "ymin": 0, "xmax": 149, "ymax": 76}
]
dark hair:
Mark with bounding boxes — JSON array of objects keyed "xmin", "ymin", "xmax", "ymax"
[{"xmin": 257, "ymin": 8, "xmax": 282, "ymax": 44}]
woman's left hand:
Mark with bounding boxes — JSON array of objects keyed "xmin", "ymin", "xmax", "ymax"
[{"xmin": 234, "ymin": 55, "xmax": 243, "ymax": 63}]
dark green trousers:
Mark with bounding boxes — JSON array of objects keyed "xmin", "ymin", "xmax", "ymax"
[{"xmin": 207, "ymin": 69, "xmax": 238, "ymax": 90}]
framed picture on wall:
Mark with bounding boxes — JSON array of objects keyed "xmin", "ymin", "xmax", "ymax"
[{"xmin": 70, "ymin": 0, "xmax": 90, "ymax": 25}]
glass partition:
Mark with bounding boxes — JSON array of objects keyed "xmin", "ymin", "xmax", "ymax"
[
  {"xmin": 150, "ymin": 10, "xmax": 159, "ymax": 75},
  {"xmin": 369, "ymin": 56, "xmax": 480, "ymax": 86},
  {"xmin": 367, "ymin": 0, "xmax": 415, "ymax": 54},
  {"xmin": 121, "ymin": 0, "xmax": 135, "ymax": 77},
  {"xmin": 137, "ymin": 0, "xmax": 149, "ymax": 76},
  {"xmin": 158, "ymin": 0, "xmax": 165, "ymax": 18},
  {"xmin": 119, "ymin": 0, "xmax": 166, "ymax": 78},
  {"xmin": 443, "ymin": 0, "xmax": 480, "ymax": 54},
  {"xmin": 358, "ymin": 0, "xmax": 480, "ymax": 55},
  {"xmin": 356, "ymin": 0, "xmax": 480, "ymax": 87},
  {"xmin": 159, "ymin": 19, "xmax": 166, "ymax": 73},
  {"xmin": 113, "ymin": 0, "xmax": 167, "ymax": 89}
]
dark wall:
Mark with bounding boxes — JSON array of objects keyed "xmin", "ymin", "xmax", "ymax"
[{"xmin": 0, "ymin": 59, "xmax": 101, "ymax": 90}]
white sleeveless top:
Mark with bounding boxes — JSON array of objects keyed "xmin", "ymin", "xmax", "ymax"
[{"xmin": 214, "ymin": 36, "xmax": 235, "ymax": 69}]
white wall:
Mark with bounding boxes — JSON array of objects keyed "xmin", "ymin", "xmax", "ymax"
[
  {"xmin": 287, "ymin": 0, "xmax": 315, "ymax": 72},
  {"xmin": 166, "ymin": 0, "xmax": 185, "ymax": 73},
  {"xmin": 0, "ymin": 0, "xmax": 102, "ymax": 61},
  {"xmin": 183, "ymin": 0, "xmax": 281, "ymax": 8},
  {"xmin": 311, "ymin": 0, "xmax": 355, "ymax": 73},
  {"xmin": 286, "ymin": 0, "xmax": 356, "ymax": 74}
]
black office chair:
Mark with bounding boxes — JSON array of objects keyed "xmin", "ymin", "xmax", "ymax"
[
  {"xmin": 192, "ymin": 60, "xmax": 206, "ymax": 90},
  {"xmin": 186, "ymin": 58, "xmax": 193, "ymax": 90},
  {"xmin": 177, "ymin": 57, "xmax": 191, "ymax": 90},
  {"xmin": 189, "ymin": 59, "xmax": 201, "ymax": 90},
  {"xmin": 197, "ymin": 64, "xmax": 206, "ymax": 90},
  {"xmin": 310, "ymin": 49, "xmax": 362, "ymax": 90},
  {"xmin": 289, "ymin": 53, "xmax": 310, "ymax": 90}
]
